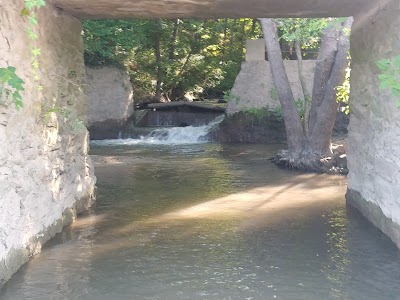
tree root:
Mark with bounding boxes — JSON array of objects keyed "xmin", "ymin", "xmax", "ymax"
[{"xmin": 270, "ymin": 150, "xmax": 348, "ymax": 175}]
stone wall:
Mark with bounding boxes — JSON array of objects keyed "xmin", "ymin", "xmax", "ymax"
[
  {"xmin": 227, "ymin": 40, "xmax": 316, "ymax": 115},
  {"xmin": 86, "ymin": 66, "xmax": 134, "ymax": 140},
  {"xmin": 347, "ymin": 0, "xmax": 400, "ymax": 247},
  {"xmin": 0, "ymin": 1, "xmax": 95, "ymax": 284},
  {"xmin": 208, "ymin": 112, "xmax": 286, "ymax": 143}
]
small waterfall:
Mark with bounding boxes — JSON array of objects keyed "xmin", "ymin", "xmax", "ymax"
[{"xmin": 92, "ymin": 115, "xmax": 224, "ymax": 146}]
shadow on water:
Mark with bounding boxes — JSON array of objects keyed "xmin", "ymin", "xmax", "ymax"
[{"xmin": 1, "ymin": 143, "xmax": 400, "ymax": 300}]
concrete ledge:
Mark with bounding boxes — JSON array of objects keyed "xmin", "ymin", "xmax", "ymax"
[
  {"xmin": 0, "ymin": 192, "xmax": 95, "ymax": 287},
  {"xmin": 346, "ymin": 189, "xmax": 400, "ymax": 248}
]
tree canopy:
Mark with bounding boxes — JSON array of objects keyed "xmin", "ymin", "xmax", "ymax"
[{"xmin": 82, "ymin": 19, "xmax": 263, "ymax": 102}]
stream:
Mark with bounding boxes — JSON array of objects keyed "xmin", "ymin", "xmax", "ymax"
[{"xmin": 1, "ymin": 126, "xmax": 400, "ymax": 299}]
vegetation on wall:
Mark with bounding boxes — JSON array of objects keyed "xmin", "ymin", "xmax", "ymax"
[
  {"xmin": 377, "ymin": 56, "xmax": 400, "ymax": 107},
  {"xmin": 0, "ymin": 0, "xmax": 46, "ymax": 110},
  {"xmin": 0, "ymin": 67, "xmax": 25, "ymax": 109}
]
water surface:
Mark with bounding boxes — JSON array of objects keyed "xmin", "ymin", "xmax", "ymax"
[{"xmin": 1, "ymin": 143, "xmax": 400, "ymax": 300}]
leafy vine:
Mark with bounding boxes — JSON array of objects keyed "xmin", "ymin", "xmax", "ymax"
[{"xmin": 0, "ymin": 0, "xmax": 46, "ymax": 110}]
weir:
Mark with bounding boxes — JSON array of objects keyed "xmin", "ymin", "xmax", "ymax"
[
  {"xmin": 1, "ymin": 0, "xmax": 400, "ymax": 286},
  {"xmin": 92, "ymin": 115, "xmax": 225, "ymax": 146}
]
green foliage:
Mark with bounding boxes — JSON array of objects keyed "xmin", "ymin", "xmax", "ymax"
[
  {"xmin": 273, "ymin": 106, "xmax": 284, "ymax": 121},
  {"xmin": 294, "ymin": 99, "xmax": 305, "ymax": 117},
  {"xmin": 24, "ymin": 0, "xmax": 46, "ymax": 10},
  {"xmin": 243, "ymin": 105, "xmax": 299, "ymax": 123},
  {"xmin": 82, "ymin": 20, "xmax": 149, "ymax": 66},
  {"xmin": 223, "ymin": 91, "xmax": 240, "ymax": 103},
  {"xmin": 270, "ymin": 87, "xmax": 278, "ymax": 101},
  {"xmin": 275, "ymin": 18, "xmax": 328, "ymax": 60},
  {"xmin": 244, "ymin": 107, "xmax": 273, "ymax": 123},
  {"xmin": 271, "ymin": 99, "xmax": 304, "ymax": 122},
  {"xmin": 24, "ymin": 0, "xmax": 46, "ymax": 85},
  {"xmin": 277, "ymin": 18, "xmax": 327, "ymax": 48},
  {"xmin": 0, "ymin": 0, "xmax": 46, "ymax": 110},
  {"xmin": 83, "ymin": 18, "xmax": 263, "ymax": 101},
  {"xmin": 377, "ymin": 56, "xmax": 400, "ymax": 107},
  {"xmin": 336, "ymin": 63, "xmax": 351, "ymax": 114},
  {"xmin": 0, "ymin": 67, "xmax": 25, "ymax": 110},
  {"xmin": 43, "ymin": 107, "xmax": 85, "ymax": 131}
]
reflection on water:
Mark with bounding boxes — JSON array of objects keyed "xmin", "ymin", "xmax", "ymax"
[{"xmin": 1, "ymin": 144, "xmax": 400, "ymax": 300}]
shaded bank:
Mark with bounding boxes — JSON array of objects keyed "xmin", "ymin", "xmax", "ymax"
[{"xmin": 208, "ymin": 109, "xmax": 348, "ymax": 144}]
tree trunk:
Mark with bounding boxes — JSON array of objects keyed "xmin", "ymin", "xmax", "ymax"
[
  {"xmin": 250, "ymin": 18, "xmax": 257, "ymax": 37},
  {"xmin": 261, "ymin": 17, "xmax": 353, "ymax": 173},
  {"xmin": 222, "ymin": 19, "xmax": 228, "ymax": 62},
  {"xmin": 295, "ymin": 39, "xmax": 311, "ymax": 136},
  {"xmin": 154, "ymin": 19, "xmax": 162, "ymax": 101},
  {"xmin": 228, "ymin": 19, "xmax": 238, "ymax": 60},
  {"xmin": 168, "ymin": 19, "xmax": 180, "ymax": 60},
  {"xmin": 308, "ymin": 17, "xmax": 353, "ymax": 155},
  {"xmin": 308, "ymin": 25, "xmax": 340, "ymax": 133},
  {"xmin": 238, "ymin": 19, "xmax": 247, "ymax": 72},
  {"xmin": 259, "ymin": 18, "xmax": 306, "ymax": 155},
  {"xmin": 177, "ymin": 48, "xmax": 193, "ymax": 79}
]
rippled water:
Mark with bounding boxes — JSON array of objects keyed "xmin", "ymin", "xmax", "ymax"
[{"xmin": 1, "ymin": 144, "xmax": 400, "ymax": 300}]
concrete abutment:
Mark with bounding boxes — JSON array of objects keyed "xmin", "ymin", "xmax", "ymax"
[
  {"xmin": 347, "ymin": 0, "xmax": 400, "ymax": 248},
  {"xmin": 0, "ymin": 0, "xmax": 95, "ymax": 285}
]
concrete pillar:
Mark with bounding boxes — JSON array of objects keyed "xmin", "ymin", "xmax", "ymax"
[
  {"xmin": 347, "ymin": 0, "xmax": 400, "ymax": 247},
  {"xmin": 227, "ymin": 39, "xmax": 315, "ymax": 114},
  {"xmin": 0, "ymin": 0, "xmax": 96, "ymax": 285},
  {"xmin": 245, "ymin": 39, "xmax": 266, "ymax": 61}
]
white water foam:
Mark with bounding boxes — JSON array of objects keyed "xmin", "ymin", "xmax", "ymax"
[{"xmin": 91, "ymin": 115, "xmax": 224, "ymax": 146}]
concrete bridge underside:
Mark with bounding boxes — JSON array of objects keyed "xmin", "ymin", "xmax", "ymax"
[
  {"xmin": 51, "ymin": 0, "xmax": 378, "ymax": 19},
  {"xmin": 1, "ymin": 0, "xmax": 399, "ymax": 286}
]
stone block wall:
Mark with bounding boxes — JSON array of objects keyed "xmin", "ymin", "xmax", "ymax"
[
  {"xmin": 0, "ymin": 0, "xmax": 96, "ymax": 284},
  {"xmin": 347, "ymin": 0, "xmax": 400, "ymax": 247},
  {"xmin": 226, "ymin": 39, "xmax": 316, "ymax": 115},
  {"xmin": 86, "ymin": 66, "xmax": 134, "ymax": 139}
]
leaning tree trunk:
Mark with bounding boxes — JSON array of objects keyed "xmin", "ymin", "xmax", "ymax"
[
  {"xmin": 259, "ymin": 18, "xmax": 306, "ymax": 156},
  {"xmin": 308, "ymin": 25, "xmax": 340, "ymax": 133},
  {"xmin": 308, "ymin": 17, "xmax": 353, "ymax": 156},
  {"xmin": 261, "ymin": 17, "xmax": 353, "ymax": 172},
  {"xmin": 154, "ymin": 19, "xmax": 163, "ymax": 102}
]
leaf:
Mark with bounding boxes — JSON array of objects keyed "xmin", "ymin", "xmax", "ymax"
[
  {"xmin": 392, "ymin": 89, "xmax": 400, "ymax": 97},
  {"xmin": 24, "ymin": 0, "xmax": 36, "ymax": 10},
  {"xmin": 8, "ymin": 76, "xmax": 25, "ymax": 91},
  {"xmin": 379, "ymin": 80, "xmax": 390, "ymax": 90},
  {"xmin": 32, "ymin": 48, "xmax": 41, "ymax": 56},
  {"xmin": 28, "ymin": 14, "xmax": 37, "ymax": 25},
  {"xmin": 32, "ymin": 60, "xmax": 39, "ymax": 69},
  {"xmin": 25, "ymin": 0, "xmax": 46, "ymax": 9},
  {"xmin": 7, "ymin": 66, "xmax": 17, "ymax": 73},
  {"xmin": 394, "ymin": 56, "xmax": 400, "ymax": 69},
  {"xmin": 27, "ymin": 28, "xmax": 38, "ymax": 40},
  {"xmin": 36, "ymin": 0, "xmax": 46, "ymax": 8},
  {"xmin": 21, "ymin": 8, "xmax": 30, "ymax": 16},
  {"xmin": 376, "ymin": 59, "xmax": 391, "ymax": 71}
]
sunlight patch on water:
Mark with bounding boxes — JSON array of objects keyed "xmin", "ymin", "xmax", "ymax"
[{"xmin": 121, "ymin": 174, "xmax": 346, "ymax": 225}]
